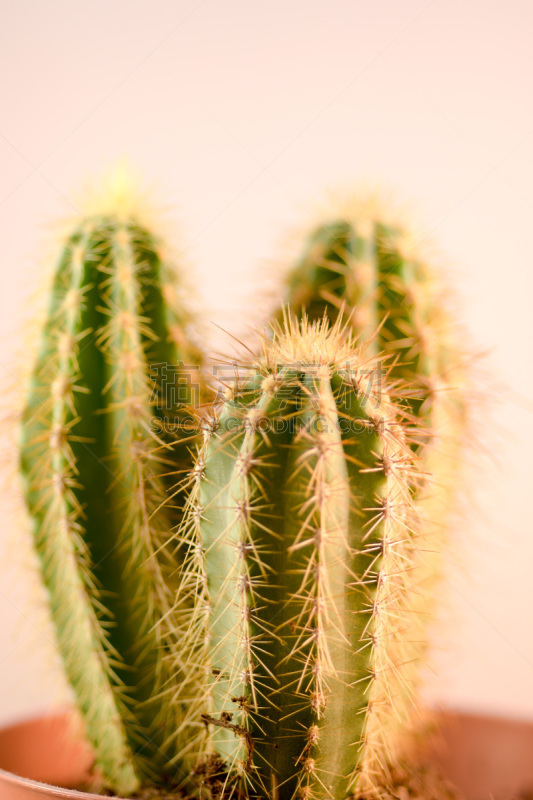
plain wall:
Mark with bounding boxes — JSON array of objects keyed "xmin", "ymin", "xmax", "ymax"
[{"xmin": 0, "ymin": 0, "xmax": 532, "ymax": 725}]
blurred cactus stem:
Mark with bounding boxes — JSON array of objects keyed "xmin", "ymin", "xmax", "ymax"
[
  {"xmin": 279, "ymin": 201, "xmax": 470, "ymax": 700},
  {"xmin": 280, "ymin": 203, "xmax": 468, "ymax": 455}
]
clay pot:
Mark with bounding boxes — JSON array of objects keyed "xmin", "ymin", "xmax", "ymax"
[
  {"xmin": 0, "ymin": 710, "xmax": 532, "ymax": 799},
  {"xmin": 0, "ymin": 713, "xmax": 114, "ymax": 799},
  {"xmin": 423, "ymin": 710, "xmax": 533, "ymax": 800}
]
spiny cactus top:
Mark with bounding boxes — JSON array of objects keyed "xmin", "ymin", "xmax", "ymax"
[
  {"xmin": 183, "ymin": 317, "xmax": 425, "ymax": 800},
  {"xmin": 19, "ymin": 185, "xmax": 204, "ymax": 796}
]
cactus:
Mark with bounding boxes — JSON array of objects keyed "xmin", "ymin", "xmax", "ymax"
[
  {"xmin": 17, "ymin": 182, "xmax": 468, "ymax": 799},
  {"xmin": 279, "ymin": 204, "xmax": 467, "ymax": 462},
  {"xmin": 183, "ymin": 316, "xmax": 425, "ymax": 799},
  {"xmin": 278, "ymin": 205, "xmax": 468, "ymax": 712},
  {"xmin": 19, "ymin": 179, "xmax": 205, "ymax": 796}
]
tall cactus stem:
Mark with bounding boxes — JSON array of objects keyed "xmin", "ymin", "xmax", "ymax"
[
  {"xmin": 20, "ymin": 190, "xmax": 204, "ymax": 794},
  {"xmin": 183, "ymin": 317, "xmax": 423, "ymax": 799}
]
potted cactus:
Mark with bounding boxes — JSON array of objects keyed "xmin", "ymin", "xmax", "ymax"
[{"xmin": 1, "ymin": 183, "xmax": 475, "ymax": 799}]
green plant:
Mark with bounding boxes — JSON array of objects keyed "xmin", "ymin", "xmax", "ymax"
[
  {"xmin": 182, "ymin": 316, "xmax": 427, "ymax": 799},
  {"xmin": 18, "ymin": 185, "xmax": 467, "ymax": 800},
  {"xmin": 278, "ymin": 201, "xmax": 468, "ymax": 677},
  {"xmin": 19, "ymin": 181, "xmax": 205, "ymax": 796},
  {"xmin": 279, "ymin": 202, "xmax": 466, "ymax": 452}
]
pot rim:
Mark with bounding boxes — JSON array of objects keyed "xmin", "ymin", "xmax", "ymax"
[
  {"xmin": 0, "ymin": 766, "xmax": 123, "ymax": 799},
  {"xmin": 0, "ymin": 712, "xmax": 126, "ymax": 799}
]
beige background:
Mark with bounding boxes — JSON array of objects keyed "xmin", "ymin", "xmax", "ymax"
[{"xmin": 0, "ymin": 0, "xmax": 532, "ymax": 726}]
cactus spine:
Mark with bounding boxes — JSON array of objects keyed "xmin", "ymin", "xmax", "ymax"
[
  {"xmin": 19, "ymin": 189, "xmax": 203, "ymax": 795},
  {"xmin": 185, "ymin": 317, "xmax": 423, "ymax": 799}
]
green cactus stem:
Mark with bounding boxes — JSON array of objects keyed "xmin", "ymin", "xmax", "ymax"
[
  {"xmin": 279, "ymin": 205, "xmax": 469, "ymax": 721},
  {"xmin": 19, "ymin": 188, "xmax": 204, "ymax": 795},
  {"xmin": 184, "ymin": 316, "xmax": 423, "ymax": 799}
]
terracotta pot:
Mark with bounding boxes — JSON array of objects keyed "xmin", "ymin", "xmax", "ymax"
[
  {"xmin": 0, "ymin": 713, "xmax": 117, "ymax": 799},
  {"xmin": 0, "ymin": 710, "xmax": 532, "ymax": 799},
  {"xmin": 422, "ymin": 710, "xmax": 533, "ymax": 800}
]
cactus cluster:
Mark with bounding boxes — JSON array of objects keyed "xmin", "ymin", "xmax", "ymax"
[{"xmin": 18, "ymin": 184, "xmax": 467, "ymax": 799}]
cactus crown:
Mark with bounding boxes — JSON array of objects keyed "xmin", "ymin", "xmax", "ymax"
[{"xmin": 180, "ymin": 315, "xmax": 426, "ymax": 799}]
